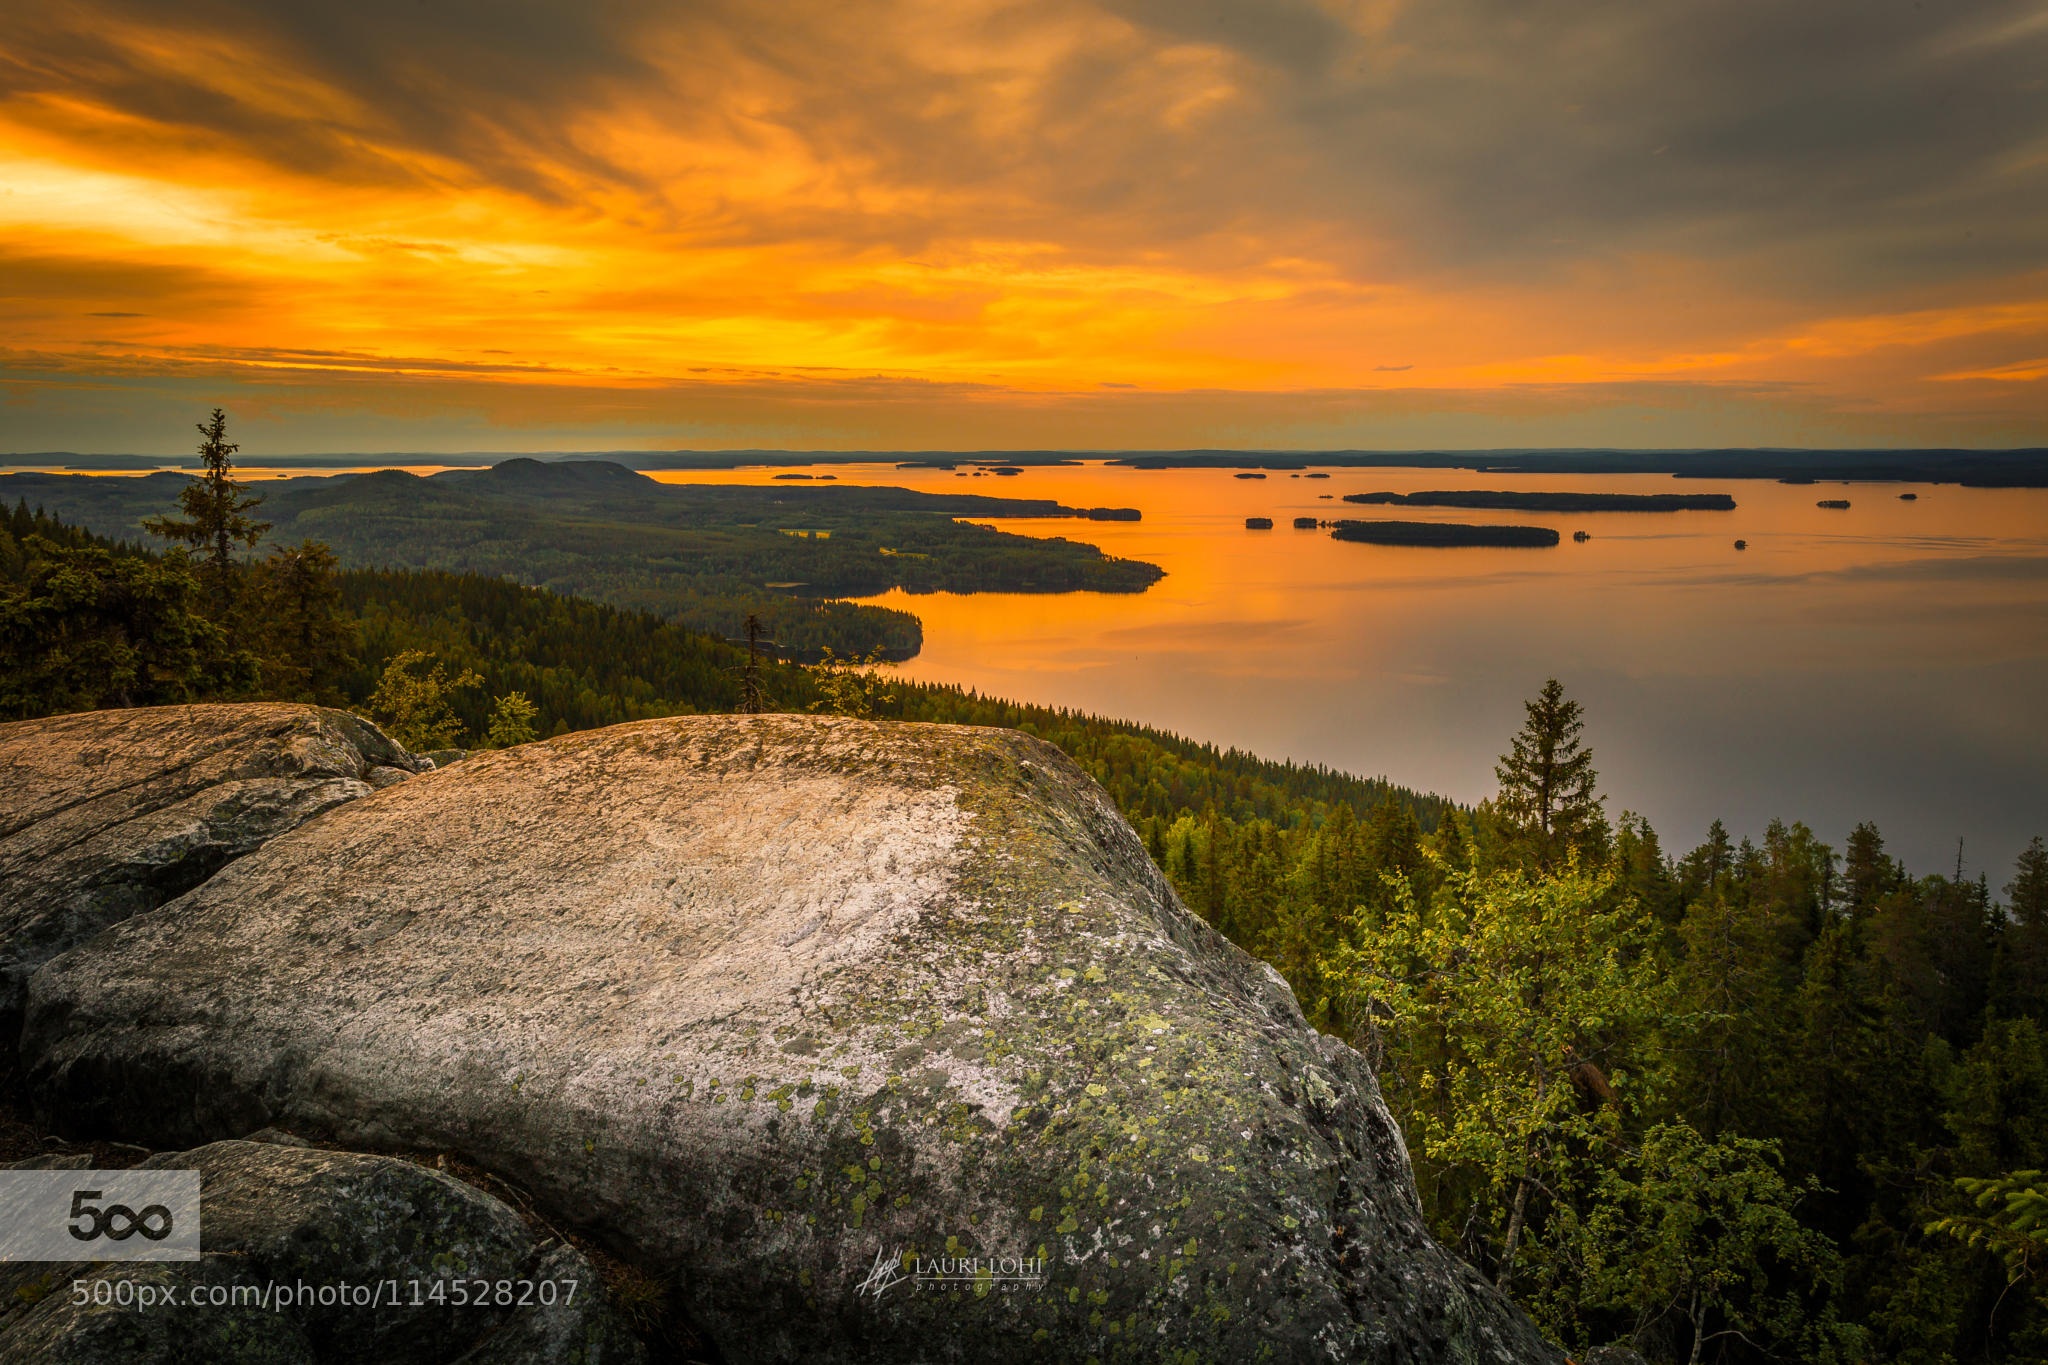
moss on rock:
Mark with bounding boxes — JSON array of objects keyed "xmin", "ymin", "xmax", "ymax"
[{"xmin": 20, "ymin": 713, "xmax": 1555, "ymax": 1364}]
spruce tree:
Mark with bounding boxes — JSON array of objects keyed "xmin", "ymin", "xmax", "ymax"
[
  {"xmin": 2012, "ymin": 837, "xmax": 2048, "ymax": 929},
  {"xmin": 252, "ymin": 540, "xmax": 354, "ymax": 703},
  {"xmin": 142, "ymin": 408, "xmax": 269, "ymax": 628},
  {"xmin": 2005, "ymin": 837, "xmax": 2048, "ymax": 1016},
  {"xmin": 1494, "ymin": 679, "xmax": 1603, "ymax": 867}
]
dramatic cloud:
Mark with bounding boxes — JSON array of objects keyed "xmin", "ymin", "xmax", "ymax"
[{"xmin": 1, "ymin": 0, "xmax": 2043, "ymax": 451}]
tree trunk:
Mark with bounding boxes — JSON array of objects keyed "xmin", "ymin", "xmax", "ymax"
[
  {"xmin": 1496, "ymin": 1175, "xmax": 1531, "ymax": 1295},
  {"xmin": 1497, "ymin": 1052, "xmax": 1547, "ymax": 1297}
]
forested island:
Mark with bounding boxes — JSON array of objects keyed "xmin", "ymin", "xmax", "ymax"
[
  {"xmin": 1343, "ymin": 490, "xmax": 1736, "ymax": 511},
  {"xmin": 1330, "ymin": 519, "xmax": 1561, "ymax": 547},
  {"xmin": 0, "ymin": 458, "xmax": 1158, "ymax": 659}
]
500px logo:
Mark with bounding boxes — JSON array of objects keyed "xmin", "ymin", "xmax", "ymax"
[
  {"xmin": 0, "ymin": 1170, "xmax": 200, "ymax": 1262},
  {"xmin": 67, "ymin": 1190, "xmax": 175, "ymax": 1243}
]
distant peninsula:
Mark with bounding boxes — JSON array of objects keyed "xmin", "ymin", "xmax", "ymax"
[
  {"xmin": 1343, "ymin": 490, "xmax": 1735, "ymax": 512},
  {"xmin": 0, "ymin": 460, "xmax": 1160, "ymax": 660},
  {"xmin": 1329, "ymin": 520, "xmax": 1560, "ymax": 547}
]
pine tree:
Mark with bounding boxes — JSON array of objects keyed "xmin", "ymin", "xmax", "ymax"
[{"xmin": 141, "ymin": 408, "xmax": 269, "ymax": 628}]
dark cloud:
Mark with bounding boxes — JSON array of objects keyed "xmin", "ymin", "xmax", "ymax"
[
  {"xmin": 4, "ymin": 1, "xmax": 2044, "ymax": 297},
  {"xmin": 1099, "ymin": 0, "xmax": 1351, "ymax": 77},
  {"xmin": 0, "ymin": 0, "xmax": 677, "ymax": 198},
  {"xmin": 1241, "ymin": 1, "xmax": 2048, "ymax": 287}
]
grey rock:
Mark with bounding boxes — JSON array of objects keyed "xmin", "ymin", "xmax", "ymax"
[
  {"xmin": 22, "ymin": 713, "xmax": 1557, "ymax": 1364},
  {"xmin": 365, "ymin": 766, "xmax": 414, "ymax": 790},
  {"xmin": 1, "ymin": 1152, "xmax": 92, "ymax": 1170},
  {"xmin": 418, "ymin": 750, "xmax": 470, "ymax": 770},
  {"xmin": 0, "ymin": 704, "xmax": 415, "ymax": 1043},
  {"xmin": 455, "ymin": 1244, "xmax": 649, "ymax": 1365},
  {"xmin": 1584, "ymin": 1348, "xmax": 1651, "ymax": 1365},
  {"xmin": 0, "ymin": 1141, "xmax": 643, "ymax": 1365}
]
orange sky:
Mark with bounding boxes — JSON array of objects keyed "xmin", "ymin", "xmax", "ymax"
[{"xmin": 3, "ymin": 0, "xmax": 2046, "ymax": 452}]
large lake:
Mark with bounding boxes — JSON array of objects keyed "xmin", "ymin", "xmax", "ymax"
[
  {"xmin": 651, "ymin": 461, "xmax": 2047, "ymax": 878},
  {"xmin": 29, "ymin": 458, "xmax": 2045, "ymax": 876}
]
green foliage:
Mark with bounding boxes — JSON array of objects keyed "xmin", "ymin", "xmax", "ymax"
[
  {"xmin": 1566, "ymin": 1124, "xmax": 1859, "ymax": 1362},
  {"xmin": 249, "ymin": 540, "xmax": 356, "ymax": 704},
  {"xmin": 808, "ymin": 646, "xmax": 898, "ymax": 719},
  {"xmin": 484, "ymin": 691, "xmax": 540, "ymax": 749},
  {"xmin": 1931, "ymin": 1171, "xmax": 2048, "ymax": 1285},
  {"xmin": 336, "ymin": 567, "xmax": 782, "ymax": 736},
  {"xmin": 2, "ymin": 414, "xmax": 351, "ymax": 719},
  {"xmin": 1340, "ymin": 860, "xmax": 1672, "ymax": 1295},
  {"xmin": 367, "ymin": 649, "xmax": 483, "ymax": 751},
  {"xmin": 0, "ymin": 538, "xmax": 250, "ymax": 718},
  {"xmin": 1277, "ymin": 680, "xmax": 2046, "ymax": 1361}
]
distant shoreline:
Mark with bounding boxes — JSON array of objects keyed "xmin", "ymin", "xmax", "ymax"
[{"xmin": 9, "ymin": 447, "xmax": 2047, "ymax": 487}]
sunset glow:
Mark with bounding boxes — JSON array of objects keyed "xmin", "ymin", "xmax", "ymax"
[{"xmin": 4, "ymin": 0, "xmax": 2046, "ymax": 451}]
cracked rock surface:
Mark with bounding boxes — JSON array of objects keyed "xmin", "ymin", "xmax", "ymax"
[
  {"xmin": 0, "ymin": 704, "xmax": 416, "ymax": 1044},
  {"xmin": 20, "ymin": 712, "xmax": 1557, "ymax": 1364}
]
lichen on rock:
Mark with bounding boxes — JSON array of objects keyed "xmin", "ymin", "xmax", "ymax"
[{"xmin": 19, "ymin": 712, "xmax": 1557, "ymax": 1364}]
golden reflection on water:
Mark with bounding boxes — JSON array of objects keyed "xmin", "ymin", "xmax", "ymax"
[{"xmin": 653, "ymin": 462, "xmax": 2048, "ymax": 874}]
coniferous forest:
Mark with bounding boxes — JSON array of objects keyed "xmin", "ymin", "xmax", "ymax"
[{"xmin": 4, "ymin": 423, "xmax": 2045, "ymax": 1362}]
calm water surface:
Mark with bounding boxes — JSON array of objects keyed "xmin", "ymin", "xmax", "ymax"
[{"xmin": 653, "ymin": 462, "xmax": 2048, "ymax": 877}]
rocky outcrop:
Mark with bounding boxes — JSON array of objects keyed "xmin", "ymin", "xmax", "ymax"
[
  {"xmin": 0, "ymin": 705, "xmax": 417, "ymax": 1043},
  {"xmin": 0, "ymin": 1140, "xmax": 643, "ymax": 1364},
  {"xmin": 18, "ymin": 712, "xmax": 1557, "ymax": 1363}
]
